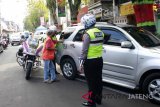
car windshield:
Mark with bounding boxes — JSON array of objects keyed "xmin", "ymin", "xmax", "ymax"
[
  {"xmin": 11, "ymin": 34, "xmax": 20, "ymax": 38},
  {"xmin": 123, "ymin": 27, "xmax": 160, "ymax": 47}
]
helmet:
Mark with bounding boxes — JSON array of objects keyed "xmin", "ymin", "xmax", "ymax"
[
  {"xmin": 81, "ymin": 14, "xmax": 96, "ymax": 29},
  {"xmin": 49, "ymin": 25, "xmax": 57, "ymax": 31},
  {"xmin": 47, "ymin": 25, "xmax": 57, "ymax": 36}
]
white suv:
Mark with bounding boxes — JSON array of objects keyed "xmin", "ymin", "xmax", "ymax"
[{"xmin": 56, "ymin": 23, "xmax": 160, "ymax": 104}]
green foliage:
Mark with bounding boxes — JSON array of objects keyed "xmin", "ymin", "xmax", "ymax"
[{"xmin": 24, "ymin": 0, "xmax": 49, "ymax": 31}]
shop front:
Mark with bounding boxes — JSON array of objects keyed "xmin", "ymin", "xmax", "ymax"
[
  {"xmin": 117, "ymin": 1, "xmax": 136, "ymax": 25},
  {"xmin": 88, "ymin": 0, "xmax": 113, "ymax": 22}
]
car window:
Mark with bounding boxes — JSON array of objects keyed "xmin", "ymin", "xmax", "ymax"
[
  {"xmin": 101, "ymin": 29, "xmax": 128, "ymax": 46},
  {"xmin": 59, "ymin": 27, "xmax": 77, "ymax": 40},
  {"xmin": 73, "ymin": 29, "xmax": 85, "ymax": 42},
  {"xmin": 123, "ymin": 27, "xmax": 160, "ymax": 47},
  {"xmin": 60, "ymin": 32, "xmax": 73, "ymax": 40}
]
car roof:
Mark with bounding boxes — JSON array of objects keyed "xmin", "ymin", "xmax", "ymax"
[
  {"xmin": 115, "ymin": 24, "xmax": 136, "ymax": 28},
  {"xmin": 63, "ymin": 22, "xmax": 135, "ymax": 33}
]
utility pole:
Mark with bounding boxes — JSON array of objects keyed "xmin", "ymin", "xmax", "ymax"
[{"xmin": 112, "ymin": 0, "xmax": 116, "ymax": 23}]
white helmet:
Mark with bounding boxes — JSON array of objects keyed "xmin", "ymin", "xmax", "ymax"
[
  {"xmin": 47, "ymin": 25, "xmax": 57, "ymax": 35},
  {"xmin": 81, "ymin": 14, "xmax": 96, "ymax": 29},
  {"xmin": 49, "ymin": 25, "xmax": 57, "ymax": 31}
]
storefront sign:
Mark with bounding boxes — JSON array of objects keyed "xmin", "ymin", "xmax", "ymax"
[
  {"xmin": 120, "ymin": 2, "xmax": 134, "ymax": 16},
  {"xmin": 88, "ymin": 7, "xmax": 103, "ymax": 19},
  {"xmin": 102, "ymin": 9, "xmax": 113, "ymax": 19}
]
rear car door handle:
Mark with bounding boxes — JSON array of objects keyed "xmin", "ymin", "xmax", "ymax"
[{"xmin": 103, "ymin": 47, "xmax": 106, "ymax": 53}]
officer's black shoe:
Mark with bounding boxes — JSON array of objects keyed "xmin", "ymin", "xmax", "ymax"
[{"xmin": 82, "ymin": 102, "xmax": 96, "ymax": 107}]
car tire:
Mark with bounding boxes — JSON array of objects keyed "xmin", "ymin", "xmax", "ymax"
[
  {"xmin": 11, "ymin": 43, "xmax": 14, "ymax": 46},
  {"xmin": 60, "ymin": 58, "xmax": 77, "ymax": 80},
  {"xmin": 25, "ymin": 62, "xmax": 32, "ymax": 80},
  {"xmin": 142, "ymin": 73, "xmax": 160, "ymax": 105}
]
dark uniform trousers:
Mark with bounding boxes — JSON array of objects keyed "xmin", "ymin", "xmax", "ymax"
[{"xmin": 84, "ymin": 57, "xmax": 103, "ymax": 104}]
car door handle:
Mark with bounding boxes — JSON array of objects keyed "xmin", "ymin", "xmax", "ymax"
[{"xmin": 103, "ymin": 47, "xmax": 106, "ymax": 53}]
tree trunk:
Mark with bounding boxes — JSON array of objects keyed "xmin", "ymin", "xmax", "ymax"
[
  {"xmin": 71, "ymin": 11, "xmax": 78, "ymax": 24},
  {"xmin": 50, "ymin": 10, "xmax": 58, "ymax": 25},
  {"xmin": 68, "ymin": 0, "xmax": 81, "ymax": 24},
  {"xmin": 53, "ymin": 11, "xmax": 58, "ymax": 24},
  {"xmin": 50, "ymin": 13, "xmax": 54, "ymax": 25}
]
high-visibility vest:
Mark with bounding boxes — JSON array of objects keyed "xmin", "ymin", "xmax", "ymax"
[
  {"xmin": 86, "ymin": 27, "xmax": 104, "ymax": 59},
  {"xmin": 52, "ymin": 36, "xmax": 58, "ymax": 47}
]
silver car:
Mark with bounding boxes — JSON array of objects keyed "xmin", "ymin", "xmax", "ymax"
[
  {"xmin": 10, "ymin": 33, "xmax": 21, "ymax": 46},
  {"xmin": 56, "ymin": 23, "xmax": 160, "ymax": 104}
]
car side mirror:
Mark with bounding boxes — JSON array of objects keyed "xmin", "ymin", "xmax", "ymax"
[{"xmin": 121, "ymin": 41, "xmax": 134, "ymax": 49}]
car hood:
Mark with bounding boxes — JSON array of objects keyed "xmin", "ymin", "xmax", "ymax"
[
  {"xmin": 148, "ymin": 46, "xmax": 160, "ymax": 54},
  {"xmin": 11, "ymin": 36, "xmax": 20, "ymax": 39}
]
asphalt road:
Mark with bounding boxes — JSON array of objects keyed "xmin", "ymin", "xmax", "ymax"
[{"xmin": 0, "ymin": 45, "xmax": 159, "ymax": 107}]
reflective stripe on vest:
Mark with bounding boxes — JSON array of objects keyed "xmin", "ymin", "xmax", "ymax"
[{"xmin": 86, "ymin": 28, "xmax": 104, "ymax": 59}]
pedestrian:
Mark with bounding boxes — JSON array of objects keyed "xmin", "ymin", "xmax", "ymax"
[
  {"xmin": 42, "ymin": 27, "xmax": 57, "ymax": 83},
  {"xmin": 50, "ymin": 25, "xmax": 60, "ymax": 74},
  {"xmin": 80, "ymin": 14, "xmax": 104, "ymax": 107}
]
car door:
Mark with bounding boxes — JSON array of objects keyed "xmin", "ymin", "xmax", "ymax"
[
  {"xmin": 101, "ymin": 28, "xmax": 138, "ymax": 81},
  {"xmin": 68, "ymin": 29, "xmax": 85, "ymax": 66}
]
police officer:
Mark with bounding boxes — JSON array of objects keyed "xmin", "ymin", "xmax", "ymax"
[{"xmin": 80, "ymin": 14, "xmax": 104, "ymax": 107}]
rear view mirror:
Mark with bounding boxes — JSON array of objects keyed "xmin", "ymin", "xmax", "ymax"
[{"xmin": 121, "ymin": 41, "xmax": 134, "ymax": 49}]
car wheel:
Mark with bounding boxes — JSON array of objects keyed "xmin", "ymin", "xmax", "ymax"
[
  {"xmin": 60, "ymin": 58, "xmax": 77, "ymax": 80},
  {"xmin": 11, "ymin": 43, "xmax": 14, "ymax": 46},
  {"xmin": 142, "ymin": 73, "xmax": 160, "ymax": 105}
]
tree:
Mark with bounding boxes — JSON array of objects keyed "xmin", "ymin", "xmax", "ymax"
[
  {"xmin": 24, "ymin": 0, "xmax": 49, "ymax": 31},
  {"xmin": 46, "ymin": 0, "xmax": 58, "ymax": 25},
  {"xmin": 68, "ymin": 0, "xmax": 81, "ymax": 24}
]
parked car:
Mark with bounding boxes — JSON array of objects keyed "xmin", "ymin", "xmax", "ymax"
[
  {"xmin": 34, "ymin": 30, "xmax": 47, "ymax": 41},
  {"xmin": 10, "ymin": 33, "xmax": 21, "ymax": 46},
  {"xmin": 56, "ymin": 22, "xmax": 160, "ymax": 104}
]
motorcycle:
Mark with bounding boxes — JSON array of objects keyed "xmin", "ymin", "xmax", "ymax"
[
  {"xmin": 16, "ymin": 38, "xmax": 41, "ymax": 80},
  {"xmin": 0, "ymin": 36, "xmax": 8, "ymax": 50}
]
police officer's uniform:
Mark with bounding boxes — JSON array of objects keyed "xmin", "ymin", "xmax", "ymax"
[{"xmin": 81, "ymin": 27, "xmax": 104, "ymax": 106}]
